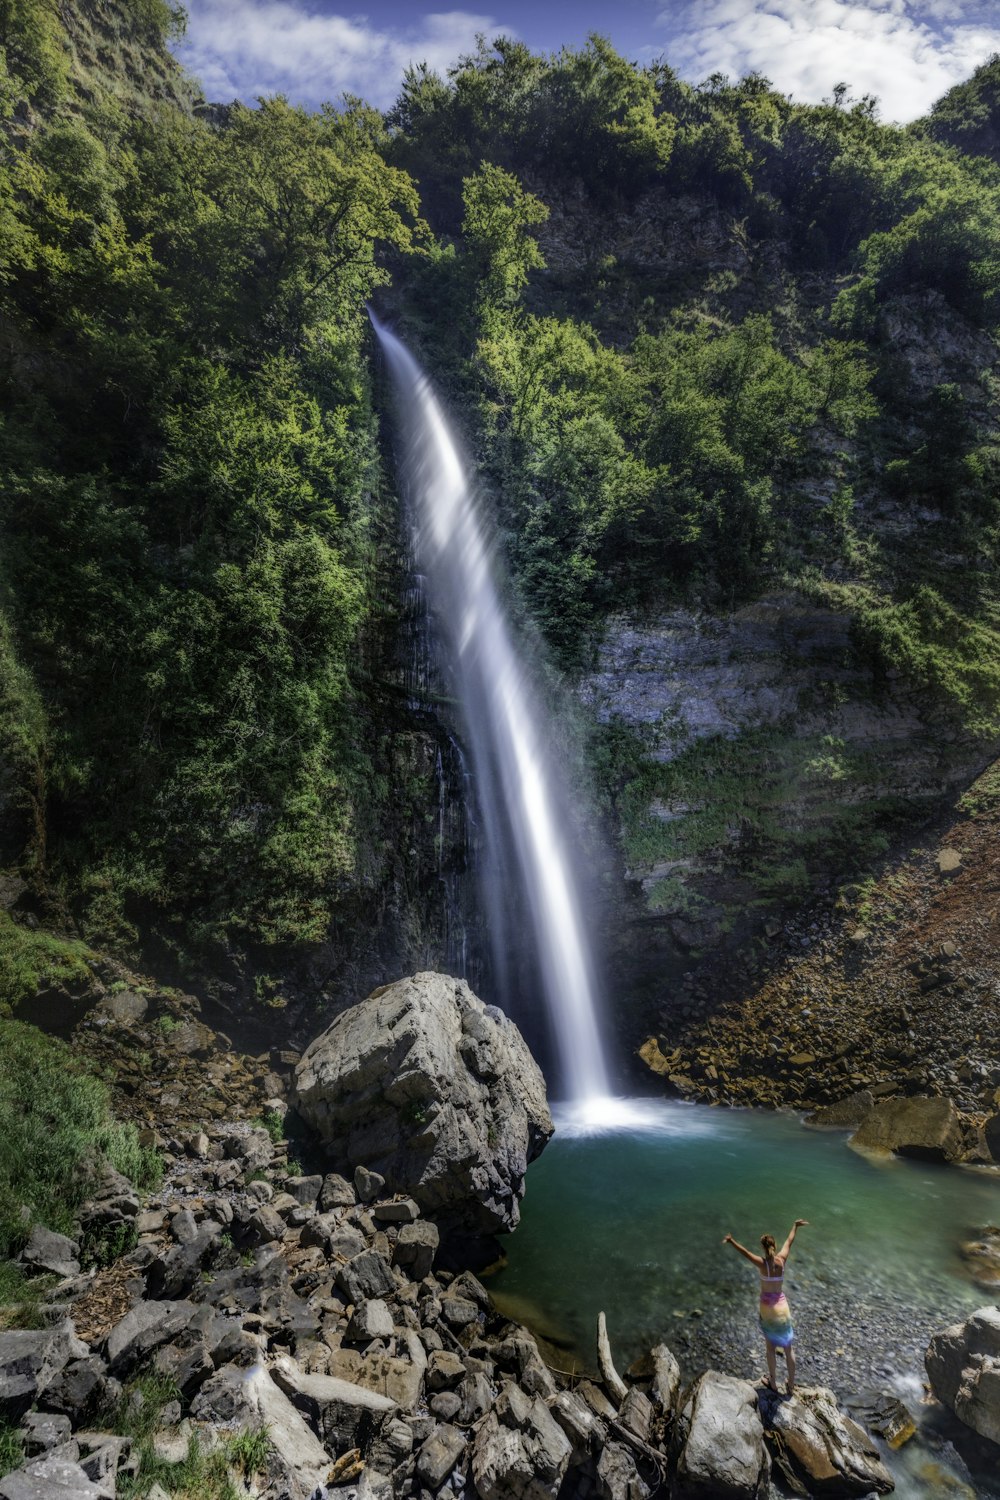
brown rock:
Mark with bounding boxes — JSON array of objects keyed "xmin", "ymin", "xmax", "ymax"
[{"xmin": 849, "ymin": 1096, "xmax": 968, "ymax": 1162}]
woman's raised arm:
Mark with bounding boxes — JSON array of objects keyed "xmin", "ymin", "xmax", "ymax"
[
  {"xmin": 723, "ymin": 1233, "xmax": 763, "ymax": 1268},
  {"xmin": 778, "ymin": 1219, "xmax": 809, "ymax": 1260}
]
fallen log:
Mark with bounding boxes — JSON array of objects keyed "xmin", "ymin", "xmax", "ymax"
[{"xmin": 597, "ymin": 1311, "xmax": 629, "ymax": 1404}]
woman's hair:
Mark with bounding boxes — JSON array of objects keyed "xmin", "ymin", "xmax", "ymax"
[{"xmin": 760, "ymin": 1234, "xmax": 777, "ymax": 1261}]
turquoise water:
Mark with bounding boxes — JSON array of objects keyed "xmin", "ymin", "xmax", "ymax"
[{"xmin": 492, "ymin": 1101, "xmax": 1000, "ymax": 1497}]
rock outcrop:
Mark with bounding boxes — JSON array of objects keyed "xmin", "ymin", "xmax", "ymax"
[
  {"xmin": 672, "ymin": 1370, "xmax": 770, "ymax": 1499},
  {"xmin": 926, "ymin": 1304, "xmax": 1000, "ymax": 1447},
  {"xmin": 291, "ymin": 972, "xmax": 553, "ymax": 1235},
  {"xmin": 759, "ymin": 1385, "xmax": 894, "ymax": 1496},
  {"xmin": 848, "ymin": 1095, "xmax": 969, "ymax": 1162}
]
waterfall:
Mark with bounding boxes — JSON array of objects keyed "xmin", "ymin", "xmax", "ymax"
[{"xmin": 372, "ymin": 312, "xmax": 611, "ymax": 1107}]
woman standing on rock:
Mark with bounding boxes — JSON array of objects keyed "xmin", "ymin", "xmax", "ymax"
[{"xmin": 722, "ymin": 1219, "xmax": 808, "ymax": 1395}]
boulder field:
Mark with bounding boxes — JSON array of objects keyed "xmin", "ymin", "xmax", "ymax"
[{"xmin": 0, "ymin": 970, "xmax": 989, "ymax": 1497}]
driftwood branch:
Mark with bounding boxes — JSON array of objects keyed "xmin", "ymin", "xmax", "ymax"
[{"xmin": 597, "ymin": 1311, "xmax": 629, "ymax": 1404}]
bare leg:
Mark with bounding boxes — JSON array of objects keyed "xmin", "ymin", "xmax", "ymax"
[
  {"xmin": 764, "ymin": 1340, "xmax": 778, "ymax": 1391},
  {"xmin": 785, "ymin": 1344, "xmax": 796, "ymax": 1396}
]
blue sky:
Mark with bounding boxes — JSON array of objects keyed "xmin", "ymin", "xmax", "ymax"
[{"xmin": 175, "ymin": 0, "xmax": 1000, "ymax": 123}]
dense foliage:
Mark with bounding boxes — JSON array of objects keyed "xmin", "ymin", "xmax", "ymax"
[
  {"xmin": 1, "ymin": 4, "xmax": 999, "ymax": 973},
  {"xmin": 0, "ymin": 0, "xmax": 424, "ymax": 954},
  {"xmin": 390, "ymin": 36, "xmax": 1000, "ymax": 700}
]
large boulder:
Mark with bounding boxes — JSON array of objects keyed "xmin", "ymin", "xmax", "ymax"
[
  {"xmin": 673, "ymin": 1371, "xmax": 770, "ymax": 1500},
  {"xmin": 926, "ymin": 1305, "xmax": 1000, "ymax": 1447},
  {"xmin": 759, "ymin": 1386, "xmax": 894, "ymax": 1496},
  {"xmin": 849, "ymin": 1095, "xmax": 968, "ymax": 1162},
  {"xmin": 292, "ymin": 973, "xmax": 553, "ymax": 1235}
]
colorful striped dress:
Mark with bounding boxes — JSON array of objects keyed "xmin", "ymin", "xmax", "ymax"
[{"xmin": 759, "ymin": 1265, "xmax": 794, "ymax": 1347}]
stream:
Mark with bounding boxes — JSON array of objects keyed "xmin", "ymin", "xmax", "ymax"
[{"xmin": 493, "ymin": 1100, "xmax": 1000, "ymax": 1498}]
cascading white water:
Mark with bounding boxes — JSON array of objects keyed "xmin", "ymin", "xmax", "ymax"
[{"xmin": 372, "ymin": 312, "xmax": 612, "ymax": 1107}]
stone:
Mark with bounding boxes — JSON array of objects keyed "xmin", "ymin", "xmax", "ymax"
[
  {"xmin": 39, "ymin": 1357, "xmax": 108, "ymax": 1421},
  {"xmin": 673, "ymin": 1371, "xmax": 770, "ymax": 1500},
  {"xmin": 430, "ymin": 1390, "xmax": 462, "ymax": 1421},
  {"xmin": 300, "ymin": 1215, "xmax": 365, "ymax": 1259},
  {"xmin": 849, "ymin": 1095, "xmax": 968, "ymax": 1162},
  {"xmin": 354, "ymin": 1166, "xmax": 386, "ymax": 1203},
  {"xmin": 191, "ymin": 1363, "xmax": 331, "ymax": 1497},
  {"xmin": 937, "ymin": 847, "xmax": 962, "ymax": 874},
  {"xmin": 368, "ymin": 1417, "xmax": 413, "ymax": 1474},
  {"xmin": 145, "ymin": 1229, "xmax": 220, "ymax": 1299},
  {"xmin": 19, "ymin": 1411, "xmax": 71, "ymax": 1455},
  {"xmin": 804, "ymin": 1091, "xmax": 875, "ymax": 1131},
  {"xmin": 319, "ymin": 1173, "xmax": 356, "ymax": 1210},
  {"xmin": 292, "ymin": 972, "xmax": 553, "ymax": 1235},
  {"xmin": 0, "ymin": 1323, "xmax": 88, "ymax": 1419},
  {"xmin": 327, "ymin": 1340, "xmax": 425, "ymax": 1411},
  {"xmin": 372, "ymin": 1197, "xmax": 421, "ymax": 1223},
  {"xmin": 170, "ymin": 1209, "xmax": 199, "ymax": 1245},
  {"xmin": 336, "ymin": 1249, "xmax": 397, "ymax": 1304},
  {"xmin": 0, "ymin": 1448, "xmax": 105, "ymax": 1500},
  {"xmin": 926, "ymin": 1305, "xmax": 1000, "ymax": 1446},
  {"xmin": 983, "ymin": 1114, "xmax": 1000, "ymax": 1162},
  {"xmin": 19, "ymin": 1225, "xmax": 79, "ymax": 1279},
  {"xmin": 441, "ymin": 1294, "xmax": 479, "ymax": 1328},
  {"xmin": 549, "ymin": 1389, "xmax": 602, "ymax": 1463},
  {"xmin": 393, "ymin": 1220, "xmax": 439, "ymax": 1281},
  {"xmin": 284, "ymin": 1175, "xmax": 322, "ymax": 1206},
  {"xmin": 472, "ymin": 1395, "xmax": 572, "ymax": 1500},
  {"xmin": 77, "ymin": 1165, "xmax": 141, "ymax": 1241},
  {"xmin": 247, "ymin": 1205, "xmax": 286, "ymax": 1245},
  {"xmin": 844, "ymin": 1390, "xmax": 916, "ymax": 1450},
  {"xmin": 415, "ymin": 1423, "xmax": 467, "ymax": 1489},
  {"xmin": 269, "ymin": 1355, "xmax": 397, "ymax": 1449},
  {"xmin": 960, "ymin": 1227, "xmax": 1000, "ymax": 1287},
  {"xmin": 596, "ymin": 1440, "xmax": 652, "ymax": 1500},
  {"xmin": 344, "ymin": 1299, "xmax": 395, "ymax": 1343},
  {"xmin": 759, "ymin": 1385, "xmax": 894, "ymax": 1496},
  {"xmin": 426, "ymin": 1350, "xmax": 466, "ymax": 1392},
  {"xmin": 105, "ymin": 1301, "xmax": 196, "ymax": 1377},
  {"xmin": 223, "ymin": 1128, "xmax": 274, "ymax": 1175},
  {"xmin": 456, "ymin": 1370, "xmax": 493, "ymax": 1424}
]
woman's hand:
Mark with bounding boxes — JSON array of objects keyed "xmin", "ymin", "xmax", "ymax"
[
  {"xmin": 794, "ymin": 1219, "xmax": 809, "ymax": 1228},
  {"xmin": 722, "ymin": 1233, "xmax": 733, "ymax": 1244}
]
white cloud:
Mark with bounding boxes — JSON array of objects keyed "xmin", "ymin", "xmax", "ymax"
[
  {"xmin": 656, "ymin": 0, "xmax": 1000, "ymax": 122},
  {"xmin": 176, "ymin": 1, "xmax": 508, "ymax": 109}
]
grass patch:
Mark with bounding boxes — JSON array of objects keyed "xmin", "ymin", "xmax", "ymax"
[
  {"xmin": 0, "ymin": 911, "xmax": 95, "ymax": 1018},
  {"xmin": 0, "ymin": 1420, "xmax": 24, "ymax": 1479},
  {"xmin": 110, "ymin": 1373, "xmax": 271, "ymax": 1500},
  {"xmin": 0, "ymin": 1019, "xmax": 162, "ymax": 1293}
]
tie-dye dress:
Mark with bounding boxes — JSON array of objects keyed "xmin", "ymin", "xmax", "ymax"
[{"xmin": 759, "ymin": 1270, "xmax": 794, "ymax": 1347}]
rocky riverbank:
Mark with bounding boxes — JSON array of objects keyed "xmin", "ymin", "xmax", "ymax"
[{"xmin": 0, "ymin": 969, "xmax": 953, "ymax": 1500}]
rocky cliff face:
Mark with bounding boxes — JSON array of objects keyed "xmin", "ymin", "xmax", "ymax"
[{"xmin": 581, "ymin": 590, "xmax": 994, "ymax": 979}]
